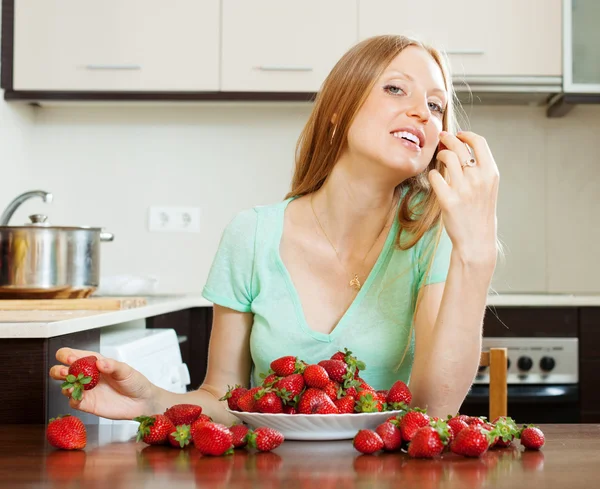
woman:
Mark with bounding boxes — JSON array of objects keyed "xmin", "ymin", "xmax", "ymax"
[{"xmin": 49, "ymin": 35, "xmax": 498, "ymax": 425}]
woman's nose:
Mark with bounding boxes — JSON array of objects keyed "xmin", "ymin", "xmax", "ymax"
[{"xmin": 406, "ymin": 95, "xmax": 430, "ymax": 123}]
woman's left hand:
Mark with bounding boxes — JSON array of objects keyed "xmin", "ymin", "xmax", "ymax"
[{"xmin": 428, "ymin": 130, "xmax": 499, "ymax": 268}]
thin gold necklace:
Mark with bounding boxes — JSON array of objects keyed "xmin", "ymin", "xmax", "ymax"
[{"xmin": 310, "ymin": 194, "xmax": 396, "ymax": 291}]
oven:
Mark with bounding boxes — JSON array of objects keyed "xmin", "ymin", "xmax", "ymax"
[{"xmin": 461, "ymin": 337, "xmax": 580, "ymax": 423}]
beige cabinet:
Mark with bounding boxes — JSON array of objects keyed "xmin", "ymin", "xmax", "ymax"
[
  {"xmin": 221, "ymin": 0, "xmax": 358, "ymax": 92},
  {"xmin": 358, "ymin": 0, "xmax": 562, "ymax": 78},
  {"xmin": 13, "ymin": 0, "xmax": 220, "ymax": 91}
]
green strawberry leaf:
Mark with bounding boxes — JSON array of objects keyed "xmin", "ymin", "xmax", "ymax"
[
  {"xmin": 79, "ymin": 376, "xmax": 92, "ymax": 385},
  {"xmin": 71, "ymin": 386, "xmax": 83, "ymax": 401},
  {"xmin": 65, "ymin": 374, "xmax": 77, "ymax": 383}
]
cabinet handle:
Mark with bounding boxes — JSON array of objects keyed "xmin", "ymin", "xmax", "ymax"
[
  {"xmin": 85, "ymin": 65, "xmax": 142, "ymax": 71},
  {"xmin": 256, "ymin": 66, "xmax": 313, "ymax": 72},
  {"xmin": 445, "ymin": 49, "xmax": 485, "ymax": 56}
]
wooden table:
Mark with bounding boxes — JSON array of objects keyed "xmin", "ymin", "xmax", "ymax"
[{"xmin": 1, "ymin": 424, "xmax": 599, "ymax": 488}]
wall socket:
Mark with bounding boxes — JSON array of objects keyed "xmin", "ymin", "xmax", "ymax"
[{"xmin": 148, "ymin": 206, "xmax": 201, "ymax": 233}]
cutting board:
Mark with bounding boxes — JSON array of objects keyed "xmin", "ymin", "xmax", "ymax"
[
  {"xmin": 0, "ymin": 310, "xmax": 108, "ymax": 322},
  {"xmin": 0, "ymin": 296, "xmax": 147, "ymax": 311}
]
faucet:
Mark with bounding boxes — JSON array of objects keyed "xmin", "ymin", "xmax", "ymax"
[{"xmin": 0, "ymin": 190, "xmax": 53, "ymax": 226}]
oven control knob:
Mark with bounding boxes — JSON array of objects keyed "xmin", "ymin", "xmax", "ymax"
[
  {"xmin": 478, "ymin": 365, "xmax": 487, "ymax": 373},
  {"xmin": 540, "ymin": 356, "xmax": 556, "ymax": 372},
  {"xmin": 518, "ymin": 356, "xmax": 533, "ymax": 371},
  {"xmin": 507, "ymin": 358, "xmax": 511, "ymax": 370}
]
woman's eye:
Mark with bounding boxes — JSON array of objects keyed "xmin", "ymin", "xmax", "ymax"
[
  {"xmin": 384, "ymin": 84, "xmax": 405, "ymax": 96},
  {"xmin": 429, "ymin": 102, "xmax": 445, "ymax": 114}
]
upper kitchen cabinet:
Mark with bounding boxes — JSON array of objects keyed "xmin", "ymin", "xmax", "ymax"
[
  {"xmin": 10, "ymin": 0, "xmax": 220, "ymax": 92},
  {"xmin": 563, "ymin": 0, "xmax": 600, "ymax": 93},
  {"xmin": 358, "ymin": 0, "xmax": 562, "ymax": 80},
  {"xmin": 221, "ymin": 0, "xmax": 358, "ymax": 92}
]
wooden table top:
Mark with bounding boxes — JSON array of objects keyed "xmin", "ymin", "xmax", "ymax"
[{"xmin": 1, "ymin": 424, "xmax": 599, "ymax": 489}]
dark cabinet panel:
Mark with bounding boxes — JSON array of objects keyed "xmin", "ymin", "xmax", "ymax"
[{"xmin": 482, "ymin": 306, "xmax": 578, "ymax": 337}]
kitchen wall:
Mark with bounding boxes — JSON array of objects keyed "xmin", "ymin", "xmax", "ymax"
[{"xmin": 1, "ymin": 100, "xmax": 599, "ymax": 295}]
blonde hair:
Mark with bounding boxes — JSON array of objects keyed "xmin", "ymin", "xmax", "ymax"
[{"xmin": 285, "ymin": 34, "xmax": 462, "ymax": 372}]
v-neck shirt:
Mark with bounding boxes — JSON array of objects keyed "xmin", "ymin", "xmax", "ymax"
[{"xmin": 202, "ymin": 197, "xmax": 452, "ymax": 390}]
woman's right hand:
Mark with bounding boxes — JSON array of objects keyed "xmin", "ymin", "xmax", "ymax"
[{"xmin": 49, "ymin": 347, "xmax": 158, "ymax": 420}]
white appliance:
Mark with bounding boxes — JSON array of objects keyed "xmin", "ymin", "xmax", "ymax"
[{"xmin": 98, "ymin": 326, "xmax": 191, "ymax": 442}]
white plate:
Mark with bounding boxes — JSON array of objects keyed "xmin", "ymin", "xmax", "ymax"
[{"xmin": 226, "ymin": 409, "xmax": 404, "ymax": 441}]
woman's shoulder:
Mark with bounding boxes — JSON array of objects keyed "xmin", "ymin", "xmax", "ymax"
[{"xmin": 223, "ymin": 199, "xmax": 289, "ymax": 235}]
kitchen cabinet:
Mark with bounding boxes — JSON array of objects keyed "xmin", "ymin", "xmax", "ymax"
[
  {"xmin": 220, "ymin": 0, "xmax": 358, "ymax": 92},
  {"xmin": 12, "ymin": 0, "xmax": 220, "ymax": 91},
  {"xmin": 358, "ymin": 0, "xmax": 562, "ymax": 79}
]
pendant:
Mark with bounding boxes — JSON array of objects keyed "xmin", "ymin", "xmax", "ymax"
[{"xmin": 349, "ymin": 274, "xmax": 361, "ymax": 291}]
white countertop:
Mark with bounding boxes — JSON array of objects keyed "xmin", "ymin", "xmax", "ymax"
[{"xmin": 1, "ymin": 293, "xmax": 600, "ymax": 339}]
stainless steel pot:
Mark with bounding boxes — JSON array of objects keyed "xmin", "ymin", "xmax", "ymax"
[{"xmin": 0, "ymin": 190, "xmax": 114, "ymax": 299}]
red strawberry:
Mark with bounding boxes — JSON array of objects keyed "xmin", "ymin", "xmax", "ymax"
[
  {"xmin": 330, "ymin": 348, "xmax": 366, "ymax": 376},
  {"xmin": 345, "ymin": 386, "xmax": 358, "ymax": 397},
  {"xmin": 283, "ymin": 405, "xmax": 297, "ymax": 414},
  {"xmin": 334, "ymin": 395, "xmax": 355, "ymax": 414},
  {"xmin": 303, "ymin": 364, "xmax": 330, "ymax": 389},
  {"xmin": 61, "ymin": 356, "xmax": 100, "ymax": 401},
  {"xmin": 163, "ymin": 404, "xmax": 202, "ymax": 426},
  {"xmin": 261, "ymin": 373, "xmax": 280, "ymax": 386},
  {"xmin": 134, "ymin": 414, "xmax": 176, "ymax": 445},
  {"xmin": 330, "ymin": 351, "xmax": 346, "ymax": 362},
  {"xmin": 297, "ymin": 388, "xmax": 336, "ymax": 414},
  {"xmin": 447, "ymin": 416, "xmax": 469, "ymax": 439},
  {"xmin": 355, "ymin": 390, "xmax": 384, "ymax": 413},
  {"xmin": 229, "ymin": 424, "xmax": 250, "ymax": 448},
  {"xmin": 353, "ymin": 429, "xmax": 384, "ymax": 454},
  {"xmin": 355, "ymin": 377, "xmax": 374, "ymax": 391},
  {"xmin": 193, "ymin": 422, "xmax": 234, "ymax": 456},
  {"xmin": 247, "ymin": 427, "xmax": 284, "ymax": 452},
  {"xmin": 318, "ymin": 360, "xmax": 348, "ymax": 383},
  {"xmin": 168, "ymin": 424, "xmax": 192, "ymax": 448},
  {"xmin": 451, "ymin": 425, "xmax": 492, "ymax": 457},
  {"xmin": 254, "ymin": 390, "xmax": 284, "ymax": 414},
  {"xmin": 46, "ymin": 415, "xmax": 86, "ymax": 450},
  {"xmin": 273, "ymin": 374, "xmax": 305, "ymax": 403},
  {"xmin": 375, "ymin": 422, "xmax": 403, "ymax": 451},
  {"xmin": 520, "ymin": 426, "xmax": 545, "ymax": 450},
  {"xmin": 490, "ymin": 416, "xmax": 519, "ymax": 448},
  {"xmin": 468, "ymin": 417, "xmax": 487, "ymax": 427},
  {"xmin": 322, "ymin": 380, "xmax": 340, "ymax": 401},
  {"xmin": 399, "ymin": 410, "xmax": 430, "ymax": 442},
  {"xmin": 220, "ymin": 385, "xmax": 248, "ymax": 411},
  {"xmin": 190, "ymin": 414, "xmax": 213, "ymax": 437},
  {"xmin": 270, "ymin": 356, "xmax": 303, "ymax": 376},
  {"xmin": 408, "ymin": 421, "xmax": 450, "ymax": 459},
  {"xmin": 236, "ymin": 387, "xmax": 261, "ymax": 412},
  {"xmin": 314, "ymin": 399, "xmax": 339, "ymax": 414},
  {"xmin": 386, "ymin": 380, "xmax": 412, "ymax": 409}
]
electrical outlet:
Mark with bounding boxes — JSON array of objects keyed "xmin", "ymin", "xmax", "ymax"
[{"xmin": 148, "ymin": 206, "xmax": 201, "ymax": 233}]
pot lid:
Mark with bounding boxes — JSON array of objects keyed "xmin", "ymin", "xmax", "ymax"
[{"xmin": 0, "ymin": 214, "xmax": 105, "ymax": 231}]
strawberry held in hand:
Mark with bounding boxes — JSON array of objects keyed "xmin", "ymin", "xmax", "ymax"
[
  {"xmin": 46, "ymin": 415, "xmax": 87, "ymax": 450},
  {"xmin": 61, "ymin": 355, "xmax": 100, "ymax": 401},
  {"xmin": 134, "ymin": 414, "xmax": 176, "ymax": 445}
]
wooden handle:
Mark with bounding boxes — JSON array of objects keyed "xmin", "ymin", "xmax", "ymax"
[{"xmin": 0, "ymin": 297, "xmax": 147, "ymax": 311}]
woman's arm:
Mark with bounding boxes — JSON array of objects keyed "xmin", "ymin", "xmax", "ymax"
[
  {"xmin": 409, "ymin": 253, "xmax": 494, "ymax": 418},
  {"xmin": 153, "ymin": 304, "xmax": 253, "ymax": 425}
]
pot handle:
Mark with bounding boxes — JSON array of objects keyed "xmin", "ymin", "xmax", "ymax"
[{"xmin": 100, "ymin": 232, "xmax": 115, "ymax": 242}]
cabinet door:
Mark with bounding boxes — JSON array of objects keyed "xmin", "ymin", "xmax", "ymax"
[
  {"xmin": 565, "ymin": 0, "xmax": 600, "ymax": 92},
  {"xmin": 221, "ymin": 0, "xmax": 358, "ymax": 92},
  {"xmin": 359, "ymin": 0, "xmax": 561, "ymax": 78},
  {"xmin": 13, "ymin": 0, "xmax": 219, "ymax": 91}
]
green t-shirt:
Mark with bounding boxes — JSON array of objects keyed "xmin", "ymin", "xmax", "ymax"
[{"xmin": 202, "ymin": 197, "xmax": 452, "ymax": 390}]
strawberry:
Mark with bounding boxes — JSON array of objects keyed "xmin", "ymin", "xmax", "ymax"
[
  {"xmin": 46, "ymin": 415, "xmax": 86, "ymax": 450},
  {"xmin": 260, "ymin": 373, "xmax": 280, "ymax": 387},
  {"xmin": 318, "ymin": 360, "xmax": 349, "ymax": 383},
  {"xmin": 164, "ymin": 404, "xmax": 202, "ymax": 426},
  {"xmin": 193, "ymin": 422, "xmax": 234, "ymax": 456},
  {"xmin": 520, "ymin": 426, "xmax": 545, "ymax": 450},
  {"xmin": 375, "ymin": 422, "xmax": 403, "ymax": 451},
  {"xmin": 399, "ymin": 409, "xmax": 430, "ymax": 442},
  {"xmin": 322, "ymin": 380, "xmax": 340, "ymax": 401},
  {"xmin": 345, "ymin": 386, "xmax": 358, "ymax": 397},
  {"xmin": 270, "ymin": 356, "xmax": 303, "ymax": 376},
  {"xmin": 334, "ymin": 395, "xmax": 356, "ymax": 414},
  {"xmin": 314, "ymin": 400, "xmax": 339, "ymax": 414},
  {"xmin": 236, "ymin": 387, "xmax": 261, "ymax": 412},
  {"xmin": 330, "ymin": 351, "xmax": 346, "ymax": 362},
  {"xmin": 168, "ymin": 424, "xmax": 192, "ymax": 448},
  {"xmin": 408, "ymin": 420, "xmax": 451, "ymax": 458},
  {"xmin": 447, "ymin": 416, "xmax": 469, "ymax": 439},
  {"xmin": 353, "ymin": 429, "xmax": 384, "ymax": 454},
  {"xmin": 355, "ymin": 377, "xmax": 374, "ymax": 391},
  {"xmin": 273, "ymin": 374, "xmax": 305, "ymax": 404},
  {"xmin": 490, "ymin": 416, "xmax": 519, "ymax": 448},
  {"xmin": 297, "ymin": 388, "xmax": 336, "ymax": 414},
  {"xmin": 330, "ymin": 348, "xmax": 366, "ymax": 376},
  {"xmin": 61, "ymin": 355, "xmax": 100, "ymax": 401},
  {"xmin": 247, "ymin": 427, "xmax": 284, "ymax": 452},
  {"xmin": 220, "ymin": 385, "xmax": 248, "ymax": 411},
  {"xmin": 303, "ymin": 364, "xmax": 330, "ymax": 389},
  {"xmin": 386, "ymin": 380, "xmax": 412, "ymax": 409},
  {"xmin": 283, "ymin": 405, "xmax": 297, "ymax": 414},
  {"xmin": 254, "ymin": 390, "xmax": 284, "ymax": 414},
  {"xmin": 451, "ymin": 425, "xmax": 492, "ymax": 457},
  {"xmin": 134, "ymin": 414, "xmax": 176, "ymax": 445},
  {"xmin": 355, "ymin": 390, "xmax": 384, "ymax": 413},
  {"xmin": 229, "ymin": 424, "xmax": 250, "ymax": 448},
  {"xmin": 468, "ymin": 416, "xmax": 487, "ymax": 427},
  {"xmin": 190, "ymin": 414, "xmax": 213, "ymax": 437}
]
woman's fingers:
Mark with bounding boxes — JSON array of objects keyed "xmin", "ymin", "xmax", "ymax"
[
  {"xmin": 455, "ymin": 131, "xmax": 498, "ymax": 175},
  {"xmin": 55, "ymin": 347, "xmax": 106, "ymax": 366},
  {"xmin": 49, "ymin": 365, "xmax": 70, "ymax": 380},
  {"xmin": 436, "ymin": 149, "xmax": 463, "ymax": 186}
]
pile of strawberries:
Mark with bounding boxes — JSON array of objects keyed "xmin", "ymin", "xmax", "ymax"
[
  {"xmin": 353, "ymin": 410, "xmax": 546, "ymax": 459},
  {"xmin": 221, "ymin": 349, "xmax": 411, "ymax": 415}
]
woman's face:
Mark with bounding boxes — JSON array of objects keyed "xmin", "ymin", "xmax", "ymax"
[{"xmin": 345, "ymin": 46, "xmax": 448, "ymax": 179}]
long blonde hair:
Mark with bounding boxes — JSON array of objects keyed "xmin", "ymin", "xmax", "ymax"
[{"xmin": 285, "ymin": 34, "xmax": 459, "ymax": 251}]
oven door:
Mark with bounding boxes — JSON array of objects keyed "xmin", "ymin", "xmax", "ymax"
[{"xmin": 461, "ymin": 384, "xmax": 580, "ymax": 423}]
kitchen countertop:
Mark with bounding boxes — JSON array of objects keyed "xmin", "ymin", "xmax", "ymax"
[
  {"xmin": 1, "ymin": 424, "xmax": 598, "ymax": 489},
  {"xmin": 1, "ymin": 293, "xmax": 600, "ymax": 339}
]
